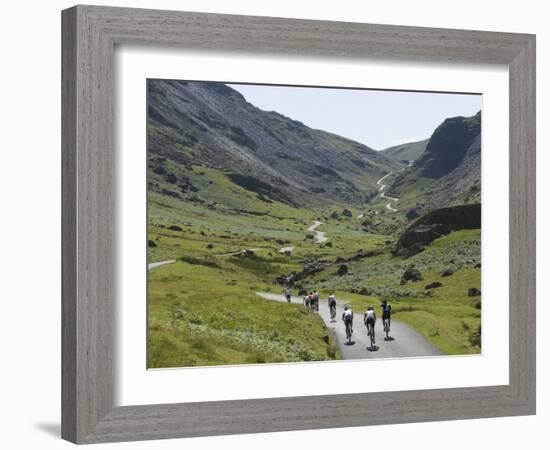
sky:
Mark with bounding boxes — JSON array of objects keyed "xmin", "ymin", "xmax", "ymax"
[{"xmin": 228, "ymin": 83, "xmax": 481, "ymax": 150}]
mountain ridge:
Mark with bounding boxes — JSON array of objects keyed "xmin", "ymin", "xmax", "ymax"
[
  {"xmin": 380, "ymin": 138, "xmax": 429, "ymax": 164},
  {"xmin": 147, "ymin": 80, "xmax": 399, "ymax": 207}
]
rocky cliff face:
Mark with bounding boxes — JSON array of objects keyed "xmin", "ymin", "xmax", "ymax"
[
  {"xmin": 387, "ymin": 112, "xmax": 481, "ymax": 214},
  {"xmin": 415, "ymin": 112, "xmax": 481, "ymax": 178},
  {"xmin": 147, "ymin": 80, "xmax": 397, "ymax": 206}
]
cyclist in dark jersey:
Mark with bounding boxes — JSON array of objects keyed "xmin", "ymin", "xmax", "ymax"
[
  {"xmin": 284, "ymin": 287, "xmax": 292, "ymax": 303},
  {"xmin": 380, "ymin": 299, "xmax": 392, "ymax": 331},
  {"xmin": 328, "ymin": 293, "xmax": 337, "ymax": 322}
]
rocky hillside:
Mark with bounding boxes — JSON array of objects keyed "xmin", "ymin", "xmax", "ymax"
[
  {"xmin": 393, "ymin": 204, "xmax": 481, "ymax": 257},
  {"xmin": 380, "ymin": 139, "xmax": 429, "ymax": 165},
  {"xmin": 387, "ymin": 112, "xmax": 481, "ymax": 215},
  {"xmin": 148, "ymin": 80, "xmax": 398, "ymax": 207}
]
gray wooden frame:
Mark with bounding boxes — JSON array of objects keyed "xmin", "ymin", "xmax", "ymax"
[{"xmin": 62, "ymin": 5, "xmax": 536, "ymax": 444}]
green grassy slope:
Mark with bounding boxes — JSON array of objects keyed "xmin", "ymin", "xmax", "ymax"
[
  {"xmin": 148, "ymin": 262, "xmax": 338, "ymax": 367},
  {"xmin": 147, "ymin": 183, "xmax": 344, "ymax": 368},
  {"xmin": 148, "ymin": 173, "xmax": 481, "ymax": 366},
  {"xmin": 380, "ymin": 139, "xmax": 429, "ymax": 164}
]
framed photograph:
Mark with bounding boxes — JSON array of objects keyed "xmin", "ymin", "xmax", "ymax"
[{"xmin": 62, "ymin": 5, "xmax": 536, "ymax": 444}]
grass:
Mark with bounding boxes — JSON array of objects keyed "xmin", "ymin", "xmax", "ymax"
[
  {"xmin": 147, "ymin": 162, "xmax": 482, "ymax": 367},
  {"xmin": 148, "ymin": 261, "xmax": 339, "ymax": 368}
]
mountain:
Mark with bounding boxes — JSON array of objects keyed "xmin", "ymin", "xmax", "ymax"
[
  {"xmin": 380, "ymin": 139, "xmax": 429, "ymax": 165},
  {"xmin": 147, "ymin": 80, "xmax": 398, "ymax": 208},
  {"xmin": 414, "ymin": 112, "xmax": 481, "ymax": 178},
  {"xmin": 386, "ymin": 112, "xmax": 481, "ymax": 215}
]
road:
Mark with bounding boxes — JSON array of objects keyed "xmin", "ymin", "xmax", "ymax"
[
  {"xmin": 256, "ymin": 292, "xmax": 443, "ymax": 360},
  {"xmin": 148, "ymin": 260, "xmax": 176, "ymax": 271},
  {"xmin": 376, "ymin": 172, "xmax": 400, "ymax": 212},
  {"xmin": 307, "ymin": 220, "xmax": 327, "ymax": 243}
]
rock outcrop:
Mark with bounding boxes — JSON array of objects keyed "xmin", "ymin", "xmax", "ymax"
[{"xmin": 393, "ymin": 204, "xmax": 481, "ymax": 257}]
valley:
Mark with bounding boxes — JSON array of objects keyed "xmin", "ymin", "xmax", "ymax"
[{"xmin": 147, "ymin": 80, "xmax": 482, "ymax": 368}]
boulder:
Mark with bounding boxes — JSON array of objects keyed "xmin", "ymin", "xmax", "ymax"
[
  {"xmin": 275, "ymin": 261, "xmax": 332, "ymax": 285},
  {"xmin": 342, "ymin": 209, "xmax": 353, "ymax": 217},
  {"xmin": 468, "ymin": 287, "xmax": 481, "ymax": 297},
  {"xmin": 425, "ymin": 281, "xmax": 443, "ymax": 289},
  {"xmin": 168, "ymin": 225, "xmax": 183, "ymax": 231},
  {"xmin": 401, "ymin": 267, "xmax": 423, "ymax": 284},
  {"xmin": 406, "ymin": 208, "xmax": 420, "ymax": 220},
  {"xmin": 441, "ymin": 268, "xmax": 454, "ymax": 277},
  {"xmin": 148, "ymin": 240, "xmax": 157, "ymax": 248},
  {"xmin": 336, "ymin": 264, "xmax": 348, "ymax": 276}
]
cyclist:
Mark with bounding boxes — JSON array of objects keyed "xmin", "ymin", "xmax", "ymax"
[
  {"xmin": 364, "ymin": 306, "xmax": 377, "ymax": 346},
  {"xmin": 312, "ymin": 290, "xmax": 320, "ymax": 312},
  {"xmin": 328, "ymin": 293, "xmax": 337, "ymax": 322},
  {"xmin": 308, "ymin": 291, "xmax": 314, "ymax": 310},
  {"xmin": 284, "ymin": 287, "xmax": 292, "ymax": 303},
  {"xmin": 342, "ymin": 305, "xmax": 354, "ymax": 344},
  {"xmin": 380, "ymin": 299, "xmax": 392, "ymax": 334}
]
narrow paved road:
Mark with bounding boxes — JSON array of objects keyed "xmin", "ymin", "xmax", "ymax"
[
  {"xmin": 376, "ymin": 172, "xmax": 399, "ymax": 212},
  {"xmin": 148, "ymin": 260, "xmax": 176, "ymax": 271},
  {"xmin": 256, "ymin": 292, "xmax": 443, "ymax": 360},
  {"xmin": 307, "ymin": 220, "xmax": 327, "ymax": 243},
  {"xmin": 376, "ymin": 161, "xmax": 414, "ymax": 212},
  {"xmin": 376, "ymin": 172, "xmax": 400, "ymax": 212}
]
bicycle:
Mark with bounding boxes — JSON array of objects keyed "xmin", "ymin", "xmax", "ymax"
[
  {"xmin": 345, "ymin": 320, "xmax": 353, "ymax": 345},
  {"xmin": 383, "ymin": 317, "xmax": 390, "ymax": 340},
  {"xmin": 330, "ymin": 304, "xmax": 336, "ymax": 322},
  {"xmin": 366, "ymin": 321, "xmax": 376, "ymax": 349}
]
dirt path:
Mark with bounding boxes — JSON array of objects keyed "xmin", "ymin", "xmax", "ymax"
[{"xmin": 256, "ymin": 292, "xmax": 444, "ymax": 360}]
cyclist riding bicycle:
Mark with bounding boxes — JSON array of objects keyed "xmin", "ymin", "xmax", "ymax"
[
  {"xmin": 312, "ymin": 290, "xmax": 320, "ymax": 311},
  {"xmin": 307, "ymin": 291, "xmax": 314, "ymax": 310},
  {"xmin": 342, "ymin": 305, "xmax": 354, "ymax": 344},
  {"xmin": 364, "ymin": 306, "xmax": 377, "ymax": 345},
  {"xmin": 328, "ymin": 293, "xmax": 337, "ymax": 321},
  {"xmin": 380, "ymin": 299, "xmax": 392, "ymax": 332},
  {"xmin": 284, "ymin": 287, "xmax": 292, "ymax": 303}
]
